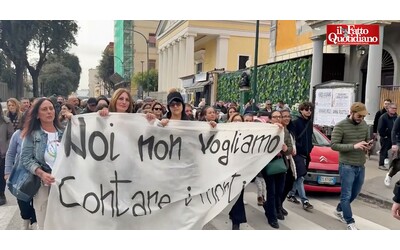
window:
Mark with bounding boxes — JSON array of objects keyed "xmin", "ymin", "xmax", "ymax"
[
  {"xmin": 238, "ymin": 55, "xmax": 249, "ymax": 70},
  {"xmin": 148, "ymin": 59, "xmax": 156, "ymax": 70},
  {"xmin": 148, "ymin": 33, "xmax": 156, "ymax": 48},
  {"xmin": 196, "ymin": 63, "xmax": 203, "ymax": 73}
]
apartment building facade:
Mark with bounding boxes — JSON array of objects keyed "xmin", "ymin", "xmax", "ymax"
[{"xmin": 156, "ymin": 20, "xmax": 270, "ymax": 105}]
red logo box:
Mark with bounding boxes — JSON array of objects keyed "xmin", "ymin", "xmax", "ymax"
[{"xmin": 326, "ymin": 24, "xmax": 380, "ymax": 45}]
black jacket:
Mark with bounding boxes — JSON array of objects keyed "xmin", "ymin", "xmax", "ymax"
[
  {"xmin": 377, "ymin": 113, "xmax": 397, "ymax": 139},
  {"xmin": 373, "ymin": 108, "xmax": 387, "ymax": 133},
  {"xmin": 392, "ymin": 116, "xmax": 400, "ymax": 146},
  {"xmin": 290, "ymin": 115, "xmax": 313, "ymax": 157},
  {"xmin": 393, "ymin": 180, "xmax": 400, "ymax": 203}
]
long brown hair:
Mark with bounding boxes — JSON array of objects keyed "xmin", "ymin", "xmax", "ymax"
[
  {"xmin": 21, "ymin": 98, "xmax": 62, "ymax": 138},
  {"xmin": 109, "ymin": 88, "xmax": 134, "ymax": 113}
]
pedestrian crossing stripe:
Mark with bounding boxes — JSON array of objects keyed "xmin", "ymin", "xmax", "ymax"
[
  {"xmin": 309, "ymin": 199, "xmax": 389, "ymax": 230},
  {"xmin": 0, "ymin": 192, "xmax": 392, "ymax": 230},
  {"xmin": 205, "ymin": 190, "xmax": 391, "ymax": 230},
  {"xmin": 246, "ymin": 192, "xmax": 326, "ymax": 230}
]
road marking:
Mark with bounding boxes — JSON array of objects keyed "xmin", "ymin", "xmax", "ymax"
[
  {"xmin": 309, "ymin": 199, "xmax": 390, "ymax": 230},
  {"xmin": 245, "ymin": 191, "xmax": 327, "ymax": 230}
]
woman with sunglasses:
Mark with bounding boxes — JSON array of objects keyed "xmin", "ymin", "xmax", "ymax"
[
  {"xmin": 262, "ymin": 110, "xmax": 292, "ymax": 229},
  {"xmin": 289, "ymin": 101, "xmax": 314, "ymax": 210},
  {"xmin": 162, "ymin": 90, "xmax": 188, "ymax": 121},
  {"xmin": 151, "ymin": 102, "xmax": 164, "ymax": 120}
]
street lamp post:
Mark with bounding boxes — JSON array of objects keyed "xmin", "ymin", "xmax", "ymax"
[
  {"xmin": 140, "ymin": 60, "xmax": 144, "ymax": 99},
  {"xmin": 252, "ymin": 20, "xmax": 260, "ymax": 111},
  {"xmin": 113, "ymin": 55, "xmax": 124, "ymax": 77},
  {"xmin": 125, "ymin": 28, "xmax": 150, "ymax": 96}
]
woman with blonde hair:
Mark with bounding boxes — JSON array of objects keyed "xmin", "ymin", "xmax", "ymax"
[{"xmin": 6, "ymin": 98, "xmax": 23, "ymax": 132}]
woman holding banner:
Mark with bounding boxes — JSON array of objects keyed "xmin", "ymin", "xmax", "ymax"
[
  {"xmin": 262, "ymin": 110, "xmax": 292, "ymax": 229},
  {"xmin": 19, "ymin": 98, "xmax": 64, "ymax": 229},
  {"xmin": 161, "ymin": 89, "xmax": 189, "ymax": 123},
  {"xmin": 98, "ymin": 88, "xmax": 134, "ymax": 116}
]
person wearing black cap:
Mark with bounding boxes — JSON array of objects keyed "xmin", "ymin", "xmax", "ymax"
[
  {"xmin": 81, "ymin": 97, "xmax": 97, "ymax": 114},
  {"xmin": 160, "ymin": 90, "xmax": 217, "ymax": 129},
  {"xmin": 162, "ymin": 90, "xmax": 188, "ymax": 122}
]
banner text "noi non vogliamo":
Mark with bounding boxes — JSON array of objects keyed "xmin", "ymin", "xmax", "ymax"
[{"xmin": 138, "ymin": 131, "xmax": 281, "ymax": 166}]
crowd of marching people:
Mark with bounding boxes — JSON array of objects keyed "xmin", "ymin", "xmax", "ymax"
[{"xmin": 1, "ymin": 88, "xmax": 400, "ymax": 229}]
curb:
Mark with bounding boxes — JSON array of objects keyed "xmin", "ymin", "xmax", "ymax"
[{"xmin": 358, "ymin": 191, "xmax": 393, "ymax": 210}]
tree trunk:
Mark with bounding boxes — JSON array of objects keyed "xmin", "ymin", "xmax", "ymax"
[
  {"xmin": 26, "ymin": 65, "xmax": 40, "ymax": 97},
  {"xmin": 14, "ymin": 63, "xmax": 25, "ymax": 99},
  {"xmin": 31, "ymin": 71, "xmax": 40, "ymax": 97}
]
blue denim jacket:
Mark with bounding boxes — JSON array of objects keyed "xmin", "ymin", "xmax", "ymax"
[
  {"xmin": 20, "ymin": 128, "xmax": 64, "ymax": 175},
  {"xmin": 4, "ymin": 130, "xmax": 22, "ymax": 175}
]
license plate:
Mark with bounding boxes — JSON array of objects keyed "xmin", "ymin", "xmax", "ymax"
[{"xmin": 317, "ymin": 176, "xmax": 336, "ymax": 185}]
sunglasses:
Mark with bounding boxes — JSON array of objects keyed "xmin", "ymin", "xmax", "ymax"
[
  {"xmin": 303, "ymin": 108, "xmax": 312, "ymax": 112},
  {"xmin": 169, "ymin": 102, "xmax": 181, "ymax": 107},
  {"xmin": 153, "ymin": 108, "xmax": 162, "ymax": 111}
]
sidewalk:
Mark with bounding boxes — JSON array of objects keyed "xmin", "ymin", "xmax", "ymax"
[{"xmin": 359, "ymin": 154, "xmax": 399, "ymax": 209}]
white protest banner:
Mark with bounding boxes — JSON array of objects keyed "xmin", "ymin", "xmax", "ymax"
[{"xmin": 44, "ymin": 113, "xmax": 283, "ymax": 229}]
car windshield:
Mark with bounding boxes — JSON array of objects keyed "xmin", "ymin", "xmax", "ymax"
[{"xmin": 312, "ymin": 128, "xmax": 331, "ymax": 146}]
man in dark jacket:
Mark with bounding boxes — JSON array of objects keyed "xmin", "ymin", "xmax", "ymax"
[
  {"xmin": 80, "ymin": 97, "xmax": 97, "ymax": 114},
  {"xmin": 373, "ymin": 98, "xmax": 391, "ymax": 138},
  {"xmin": 291, "ymin": 101, "xmax": 314, "ymax": 168},
  {"xmin": 377, "ymin": 103, "xmax": 397, "ymax": 170},
  {"xmin": 287, "ymin": 101, "xmax": 314, "ymax": 209},
  {"xmin": 388, "ymin": 114, "xmax": 400, "ymax": 186}
]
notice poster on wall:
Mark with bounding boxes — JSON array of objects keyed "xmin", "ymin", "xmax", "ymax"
[{"xmin": 314, "ymin": 88, "xmax": 354, "ymax": 126}]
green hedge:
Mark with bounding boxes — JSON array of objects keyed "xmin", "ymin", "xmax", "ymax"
[{"xmin": 217, "ymin": 57, "xmax": 311, "ymax": 106}]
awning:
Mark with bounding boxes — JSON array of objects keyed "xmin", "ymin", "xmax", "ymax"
[{"xmin": 185, "ymin": 80, "xmax": 212, "ymax": 92}]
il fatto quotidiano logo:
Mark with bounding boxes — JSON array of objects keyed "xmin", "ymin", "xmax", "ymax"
[{"xmin": 326, "ymin": 24, "xmax": 379, "ymax": 45}]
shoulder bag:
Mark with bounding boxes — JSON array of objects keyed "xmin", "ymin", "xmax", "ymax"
[
  {"xmin": 7, "ymin": 162, "xmax": 41, "ymax": 202},
  {"xmin": 7, "ymin": 132, "xmax": 43, "ymax": 202},
  {"xmin": 265, "ymin": 157, "xmax": 288, "ymax": 176}
]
